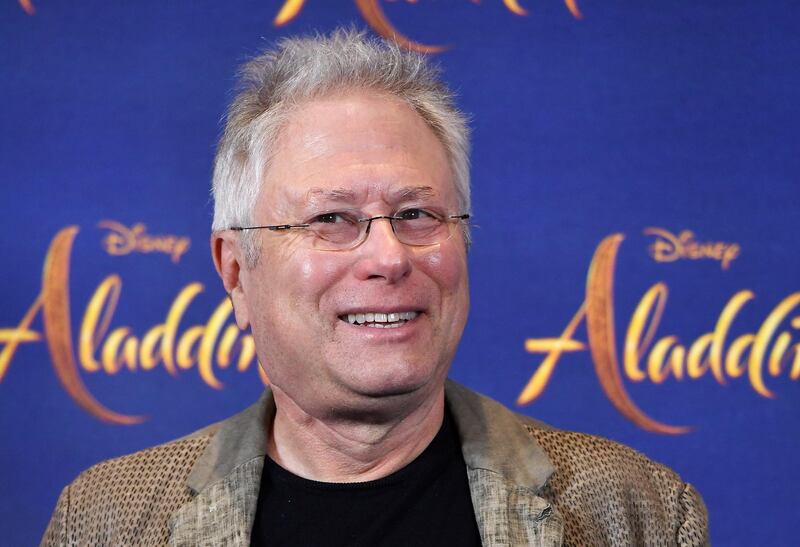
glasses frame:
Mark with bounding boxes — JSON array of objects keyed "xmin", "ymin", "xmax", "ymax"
[{"xmin": 229, "ymin": 212, "xmax": 470, "ymax": 251}]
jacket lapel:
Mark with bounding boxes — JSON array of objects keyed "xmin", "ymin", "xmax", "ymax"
[
  {"xmin": 468, "ymin": 468, "xmax": 563, "ymax": 546},
  {"xmin": 169, "ymin": 391, "xmax": 274, "ymax": 546},
  {"xmin": 168, "ymin": 457, "xmax": 263, "ymax": 547},
  {"xmin": 446, "ymin": 381, "xmax": 564, "ymax": 546}
]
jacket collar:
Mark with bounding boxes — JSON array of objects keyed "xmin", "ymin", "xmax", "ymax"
[
  {"xmin": 445, "ymin": 380, "xmax": 554, "ymax": 491},
  {"xmin": 171, "ymin": 381, "xmax": 559, "ymax": 545},
  {"xmin": 185, "ymin": 390, "xmax": 274, "ymax": 495}
]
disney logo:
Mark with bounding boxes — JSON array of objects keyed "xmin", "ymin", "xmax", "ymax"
[{"xmin": 644, "ymin": 227, "xmax": 740, "ymax": 270}]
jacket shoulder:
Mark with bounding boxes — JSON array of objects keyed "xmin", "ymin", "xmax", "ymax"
[
  {"xmin": 527, "ymin": 426, "xmax": 708, "ymax": 546},
  {"xmin": 41, "ymin": 433, "xmax": 212, "ymax": 546}
]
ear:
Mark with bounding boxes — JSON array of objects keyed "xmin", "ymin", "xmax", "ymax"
[{"xmin": 211, "ymin": 232, "xmax": 251, "ymax": 330}]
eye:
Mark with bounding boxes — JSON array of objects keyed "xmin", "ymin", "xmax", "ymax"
[
  {"xmin": 397, "ymin": 208, "xmax": 437, "ymax": 221},
  {"xmin": 312, "ymin": 212, "xmax": 349, "ymax": 224}
]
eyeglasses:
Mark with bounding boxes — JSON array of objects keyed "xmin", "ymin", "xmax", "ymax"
[{"xmin": 229, "ymin": 208, "xmax": 470, "ymax": 251}]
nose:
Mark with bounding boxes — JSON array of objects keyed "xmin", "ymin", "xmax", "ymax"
[{"xmin": 352, "ymin": 217, "xmax": 412, "ymax": 283}]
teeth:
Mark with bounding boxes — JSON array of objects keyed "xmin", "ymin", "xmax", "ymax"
[
  {"xmin": 367, "ymin": 322, "xmax": 401, "ymax": 328},
  {"xmin": 342, "ymin": 311, "xmax": 419, "ymax": 326}
]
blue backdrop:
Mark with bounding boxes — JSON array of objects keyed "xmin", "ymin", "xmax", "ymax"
[{"xmin": 2, "ymin": 1, "xmax": 799, "ymax": 545}]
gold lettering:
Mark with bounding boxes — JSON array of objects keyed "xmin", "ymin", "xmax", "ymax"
[
  {"xmin": 645, "ymin": 227, "xmax": 681, "ymax": 264},
  {"xmin": 0, "ymin": 226, "xmax": 270, "ymax": 424},
  {"xmin": 82, "ymin": 279, "xmax": 264, "ymax": 391},
  {"xmin": 238, "ymin": 336, "xmax": 258, "ymax": 373},
  {"xmin": 101, "ymin": 327, "xmax": 135, "ymax": 375},
  {"xmin": 584, "ymin": 234, "xmax": 690, "ymax": 434},
  {"xmin": 79, "ymin": 275, "xmax": 122, "ymax": 373},
  {"xmin": 791, "ymin": 344, "xmax": 800, "ymax": 380},
  {"xmin": 98, "ymin": 220, "xmax": 190, "ymax": 263},
  {"xmin": 644, "ymin": 227, "xmax": 740, "ymax": 270},
  {"xmin": 726, "ymin": 335, "xmax": 752, "ymax": 379},
  {"xmin": 670, "ymin": 345, "xmax": 686, "ymax": 380},
  {"xmin": 40, "ymin": 227, "xmax": 145, "ymax": 424},
  {"xmin": 710, "ymin": 291, "xmax": 753, "ymax": 384},
  {"xmin": 522, "ymin": 232, "xmax": 800, "ymax": 434},
  {"xmin": 198, "ymin": 299, "xmax": 233, "ymax": 389},
  {"xmin": 99, "ymin": 220, "xmax": 135, "ymax": 256},
  {"xmin": 686, "ymin": 333, "xmax": 713, "ymax": 378},
  {"xmin": 647, "ymin": 336, "xmax": 685, "ymax": 383},
  {"xmin": 748, "ymin": 294, "xmax": 800, "ymax": 398},
  {"xmin": 624, "ymin": 283, "xmax": 667, "ymax": 382},
  {"xmin": 217, "ymin": 326, "xmax": 239, "ymax": 368},
  {"xmin": 140, "ymin": 326, "xmax": 164, "ymax": 370},
  {"xmin": 0, "ymin": 295, "xmax": 43, "ymax": 382},
  {"xmin": 161, "ymin": 284, "xmax": 204, "ymax": 376},
  {"xmin": 769, "ymin": 332, "xmax": 791, "ymax": 377},
  {"xmin": 519, "ymin": 303, "xmax": 586, "ymax": 404},
  {"xmin": 176, "ymin": 326, "xmax": 204, "ymax": 370}
]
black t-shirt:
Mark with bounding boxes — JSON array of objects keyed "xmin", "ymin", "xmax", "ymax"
[{"xmin": 250, "ymin": 409, "xmax": 482, "ymax": 546}]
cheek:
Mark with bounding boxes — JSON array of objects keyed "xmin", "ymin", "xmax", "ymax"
[
  {"xmin": 416, "ymin": 248, "xmax": 469, "ymax": 315},
  {"xmin": 285, "ymin": 252, "xmax": 348, "ymax": 300},
  {"xmin": 417, "ymin": 246, "xmax": 468, "ymax": 294}
]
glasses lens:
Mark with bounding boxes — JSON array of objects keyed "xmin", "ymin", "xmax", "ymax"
[
  {"xmin": 394, "ymin": 213, "xmax": 447, "ymax": 246},
  {"xmin": 310, "ymin": 215, "xmax": 361, "ymax": 250}
]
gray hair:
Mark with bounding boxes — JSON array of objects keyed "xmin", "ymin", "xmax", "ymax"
[{"xmin": 211, "ymin": 28, "xmax": 471, "ymax": 264}]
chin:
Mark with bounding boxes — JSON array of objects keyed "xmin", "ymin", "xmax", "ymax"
[{"xmin": 342, "ymin": 368, "xmax": 436, "ymax": 400}]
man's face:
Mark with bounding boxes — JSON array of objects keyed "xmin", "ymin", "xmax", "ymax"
[{"xmin": 226, "ymin": 91, "xmax": 469, "ymax": 416}]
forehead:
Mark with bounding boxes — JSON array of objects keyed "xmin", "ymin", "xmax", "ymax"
[{"xmin": 260, "ymin": 91, "xmax": 455, "ymax": 209}]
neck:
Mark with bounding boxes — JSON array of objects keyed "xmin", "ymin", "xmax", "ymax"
[{"xmin": 266, "ymin": 384, "xmax": 446, "ymax": 483}]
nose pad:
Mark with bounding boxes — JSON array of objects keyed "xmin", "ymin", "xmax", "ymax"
[{"xmin": 364, "ymin": 216, "xmax": 398, "ymax": 243}]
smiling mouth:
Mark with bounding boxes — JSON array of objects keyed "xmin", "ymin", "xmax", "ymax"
[{"xmin": 338, "ymin": 311, "xmax": 420, "ymax": 329}]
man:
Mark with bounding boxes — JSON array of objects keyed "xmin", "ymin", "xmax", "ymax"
[{"xmin": 42, "ymin": 29, "xmax": 709, "ymax": 546}]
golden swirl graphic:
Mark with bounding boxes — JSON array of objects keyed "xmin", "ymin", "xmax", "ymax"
[
  {"xmin": 42, "ymin": 227, "xmax": 145, "ymax": 425},
  {"xmin": 565, "ymin": 0, "xmax": 582, "ymax": 19},
  {"xmin": 18, "ymin": 0, "xmax": 34, "ymax": 15},
  {"xmin": 585, "ymin": 234, "xmax": 690, "ymax": 434},
  {"xmin": 273, "ymin": 0, "xmax": 306, "ymax": 26},
  {"xmin": 272, "ymin": 0, "xmax": 446, "ymax": 52},
  {"xmin": 22, "ymin": 1, "xmax": 583, "ymax": 44},
  {"xmin": 355, "ymin": 0, "xmax": 447, "ymax": 53},
  {"xmin": 503, "ymin": 0, "xmax": 528, "ymax": 16}
]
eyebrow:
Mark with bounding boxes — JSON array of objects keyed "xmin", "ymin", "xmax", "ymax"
[
  {"xmin": 305, "ymin": 187, "xmax": 358, "ymax": 203},
  {"xmin": 391, "ymin": 186, "xmax": 436, "ymax": 202},
  {"xmin": 303, "ymin": 185, "xmax": 437, "ymax": 206}
]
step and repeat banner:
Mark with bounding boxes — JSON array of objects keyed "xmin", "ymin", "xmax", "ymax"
[{"xmin": 2, "ymin": 1, "xmax": 798, "ymax": 544}]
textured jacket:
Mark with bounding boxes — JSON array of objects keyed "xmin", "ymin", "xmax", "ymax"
[{"xmin": 41, "ymin": 381, "xmax": 709, "ymax": 546}]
